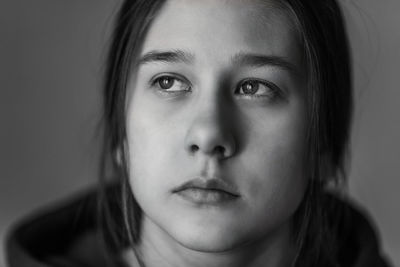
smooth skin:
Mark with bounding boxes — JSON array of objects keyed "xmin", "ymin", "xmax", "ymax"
[{"xmin": 125, "ymin": 0, "xmax": 308, "ymax": 266}]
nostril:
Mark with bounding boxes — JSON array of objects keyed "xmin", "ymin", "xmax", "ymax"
[
  {"xmin": 190, "ymin": 144, "xmax": 199, "ymax": 153},
  {"xmin": 214, "ymin": 146, "xmax": 226, "ymax": 156}
]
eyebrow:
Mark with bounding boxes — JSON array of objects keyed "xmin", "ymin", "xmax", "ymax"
[
  {"xmin": 231, "ymin": 52, "xmax": 297, "ymax": 73},
  {"xmin": 138, "ymin": 50, "xmax": 194, "ymax": 65},
  {"xmin": 138, "ymin": 49, "xmax": 297, "ymax": 73}
]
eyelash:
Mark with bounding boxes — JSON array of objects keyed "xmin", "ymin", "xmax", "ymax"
[
  {"xmin": 234, "ymin": 79, "xmax": 283, "ymax": 100},
  {"xmin": 150, "ymin": 74, "xmax": 283, "ymax": 100},
  {"xmin": 151, "ymin": 74, "xmax": 192, "ymax": 95}
]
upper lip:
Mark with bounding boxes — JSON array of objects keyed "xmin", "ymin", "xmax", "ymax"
[{"xmin": 172, "ymin": 177, "xmax": 240, "ymax": 197}]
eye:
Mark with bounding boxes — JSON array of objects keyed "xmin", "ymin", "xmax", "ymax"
[
  {"xmin": 235, "ymin": 79, "xmax": 282, "ymax": 99},
  {"xmin": 152, "ymin": 75, "xmax": 191, "ymax": 93}
]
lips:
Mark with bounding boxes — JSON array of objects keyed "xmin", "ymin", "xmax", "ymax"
[{"xmin": 172, "ymin": 177, "xmax": 240, "ymax": 205}]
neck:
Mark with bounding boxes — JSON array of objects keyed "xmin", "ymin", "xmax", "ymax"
[{"xmin": 123, "ymin": 217, "xmax": 297, "ymax": 267}]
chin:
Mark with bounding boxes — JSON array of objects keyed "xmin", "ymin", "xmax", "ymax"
[
  {"xmin": 170, "ymin": 221, "xmax": 249, "ymax": 253},
  {"xmin": 177, "ymin": 235, "xmax": 242, "ymax": 253}
]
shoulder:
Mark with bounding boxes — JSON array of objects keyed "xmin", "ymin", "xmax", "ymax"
[
  {"xmin": 323, "ymin": 191, "xmax": 392, "ymax": 267},
  {"xmin": 6, "ymin": 185, "xmax": 123, "ymax": 267}
]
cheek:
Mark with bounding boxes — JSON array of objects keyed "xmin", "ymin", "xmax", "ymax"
[
  {"xmin": 126, "ymin": 101, "xmax": 163, "ymax": 196},
  {"xmin": 126, "ymin": 103, "xmax": 185, "ymax": 205},
  {"xmin": 245, "ymin": 142, "xmax": 307, "ymax": 212},
  {"xmin": 127, "ymin": 124, "xmax": 162, "ymax": 175},
  {"xmin": 237, "ymin": 107, "xmax": 308, "ymax": 225}
]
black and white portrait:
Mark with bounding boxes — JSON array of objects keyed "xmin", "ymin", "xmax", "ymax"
[{"xmin": 1, "ymin": 0, "xmax": 399, "ymax": 266}]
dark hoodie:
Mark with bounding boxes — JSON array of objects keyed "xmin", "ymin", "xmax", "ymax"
[{"xmin": 6, "ymin": 186, "xmax": 391, "ymax": 267}]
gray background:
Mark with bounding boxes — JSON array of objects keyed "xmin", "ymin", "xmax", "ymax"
[{"xmin": 1, "ymin": 0, "xmax": 399, "ymax": 266}]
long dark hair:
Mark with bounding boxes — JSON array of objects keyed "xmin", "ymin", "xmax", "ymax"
[{"xmin": 98, "ymin": 0, "xmax": 353, "ymax": 266}]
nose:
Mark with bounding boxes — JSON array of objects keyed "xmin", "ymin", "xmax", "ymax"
[{"xmin": 184, "ymin": 99, "xmax": 236, "ymax": 160}]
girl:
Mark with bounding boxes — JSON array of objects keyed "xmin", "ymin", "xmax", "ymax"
[{"xmin": 7, "ymin": 0, "xmax": 391, "ymax": 267}]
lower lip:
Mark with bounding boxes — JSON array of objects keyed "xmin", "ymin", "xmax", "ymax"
[{"xmin": 176, "ymin": 188, "xmax": 238, "ymax": 205}]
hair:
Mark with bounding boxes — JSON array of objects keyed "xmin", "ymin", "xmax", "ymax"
[{"xmin": 98, "ymin": 0, "xmax": 353, "ymax": 266}]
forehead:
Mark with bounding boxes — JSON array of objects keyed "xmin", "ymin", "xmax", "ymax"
[{"xmin": 141, "ymin": 0, "xmax": 301, "ymax": 67}]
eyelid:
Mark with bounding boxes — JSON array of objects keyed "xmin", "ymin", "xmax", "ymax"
[
  {"xmin": 150, "ymin": 73, "xmax": 192, "ymax": 91},
  {"xmin": 235, "ymin": 78, "xmax": 284, "ymax": 98},
  {"xmin": 151, "ymin": 73, "xmax": 189, "ymax": 84}
]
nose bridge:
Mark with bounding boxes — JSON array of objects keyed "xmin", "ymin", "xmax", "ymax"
[
  {"xmin": 184, "ymin": 81, "xmax": 236, "ymax": 159},
  {"xmin": 196, "ymin": 71, "xmax": 231, "ymax": 128},
  {"xmin": 198, "ymin": 89, "xmax": 224, "ymax": 127}
]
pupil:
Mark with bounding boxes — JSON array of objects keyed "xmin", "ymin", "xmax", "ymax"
[
  {"xmin": 242, "ymin": 81, "xmax": 258, "ymax": 94},
  {"xmin": 159, "ymin": 77, "xmax": 173, "ymax": 89}
]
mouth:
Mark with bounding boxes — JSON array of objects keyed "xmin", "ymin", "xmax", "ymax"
[{"xmin": 172, "ymin": 177, "xmax": 240, "ymax": 205}]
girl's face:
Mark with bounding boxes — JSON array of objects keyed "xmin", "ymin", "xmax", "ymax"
[{"xmin": 127, "ymin": 0, "xmax": 308, "ymax": 252}]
